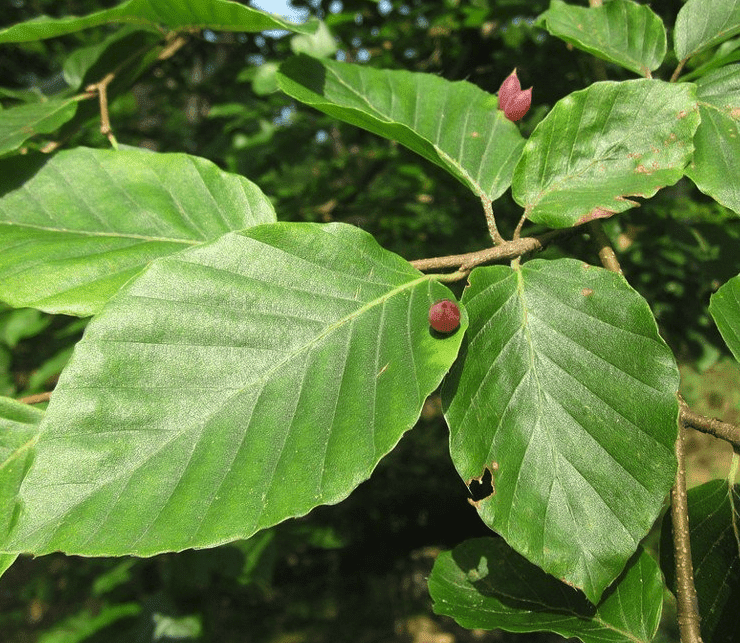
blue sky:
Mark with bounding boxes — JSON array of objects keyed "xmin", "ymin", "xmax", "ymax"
[
  {"xmin": 248, "ymin": 1, "xmax": 394, "ymax": 25},
  {"xmin": 248, "ymin": 0, "xmax": 311, "ymax": 23}
]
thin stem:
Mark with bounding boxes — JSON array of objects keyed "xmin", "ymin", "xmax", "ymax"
[
  {"xmin": 512, "ymin": 211, "xmax": 528, "ymax": 241},
  {"xmin": 158, "ymin": 34, "xmax": 188, "ymax": 61},
  {"xmin": 84, "ymin": 33, "xmax": 164, "ymax": 149},
  {"xmin": 480, "ymin": 196, "xmax": 505, "ymax": 245},
  {"xmin": 679, "ymin": 401, "xmax": 740, "ymax": 450},
  {"xmin": 86, "ymin": 72, "xmax": 118, "ymax": 149},
  {"xmin": 432, "ymin": 270, "xmax": 469, "ymax": 283},
  {"xmin": 671, "ymin": 58, "xmax": 688, "ymax": 83},
  {"xmin": 17, "ymin": 392, "xmax": 52, "ymax": 404},
  {"xmin": 672, "ymin": 422, "xmax": 704, "ymax": 643},
  {"xmin": 587, "ymin": 220, "xmax": 622, "ymax": 274}
]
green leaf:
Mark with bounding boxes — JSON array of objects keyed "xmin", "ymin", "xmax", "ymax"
[
  {"xmin": 680, "ymin": 38, "xmax": 740, "ymax": 82},
  {"xmin": 675, "ymin": 0, "xmax": 740, "ymax": 62},
  {"xmin": 251, "ymin": 62, "xmax": 280, "ymax": 96},
  {"xmin": 0, "ymin": 147, "xmax": 276, "ymax": 317},
  {"xmin": 0, "ymin": 397, "xmax": 42, "ymax": 539},
  {"xmin": 442, "ymin": 258, "xmax": 678, "ymax": 603},
  {"xmin": 0, "ymin": 98, "xmax": 79, "ymax": 156},
  {"xmin": 539, "ymin": 0, "xmax": 667, "ymax": 76},
  {"xmin": 685, "ymin": 66, "xmax": 740, "ymax": 215},
  {"xmin": 37, "ymin": 603, "xmax": 142, "ymax": 643},
  {"xmin": 512, "ymin": 79, "xmax": 699, "ymax": 228},
  {"xmin": 25, "ymin": 347, "xmax": 74, "ymax": 395},
  {"xmin": 290, "ymin": 21, "xmax": 337, "ymax": 59},
  {"xmin": 62, "ymin": 26, "xmax": 162, "ymax": 90},
  {"xmin": 660, "ymin": 480, "xmax": 740, "ymax": 643},
  {"xmin": 429, "ymin": 538, "xmax": 663, "ymax": 643},
  {"xmin": 151, "ymin": 614, "xmax": 202, "ymax": 640},
  {"xmin": 1, "ymin": 223, "xmax": 467, "ymax": 557},
  {"xmin": 709, "ymin": 273, "xmax": 740, "ymax": 362},
  {"xmin": 0, "ymin": 0, "xmax": 317, "ymax": 43},
  {"xmin": 0, "ymin": 87, "xmax": 45, "ymax": 104},
  {"xmin": 277, "ymin": 55, "xmax": 525, "ymax": 201},
  {"xmin": 0, "ymin": 553, "xmax": 17, "ymax": 580},
  {"xmin": 0, "ymin": 308, "xmax": 51, "ymax": 348}
]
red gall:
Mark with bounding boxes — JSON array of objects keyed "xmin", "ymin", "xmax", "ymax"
[
  {"xmin": 497, "ymin": 69, "xmax": 532, "ymax": 122},
  {"xmin": 429, "ymin": 299, "xmax": 461, "ymax": 334}
]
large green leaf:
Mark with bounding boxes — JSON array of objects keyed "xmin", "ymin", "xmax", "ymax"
[
  {"xmin": 709, "ymin": 273, "xmax": 740, "ymax": 362},
  {"xmin": 0, "ymin": 0, "xmax": 316, "ymax": 43},
  {"xmin": 674, "ymin": 0, "xmax": 740, "ymax": 62},
  {"xmin": 442, "ymin": 258, "xmax": 678, "ymax": 603},
  {"xmin": 0, "ymin": 223, "xmax": 467, "ymax": 557},
  {"xmin": 0, "ymin": 397, "xmax": 41, "ymax": 579},
  {"xmin": 429, "ymin": 538, "xmax": 663, "ymax": 643},
  {"xmin": 685, "ymin": 66, "xmax": 740, "ymax": 216},
  {"xmin": 661, "ymin": 481, "xmax": 740, "ymax": 643},
  {"xmin": 538, "ymin": 0, "xmax": 667, "ymax": 76},
  {"xmin": 512, "ymin": 79, "xmax": 699, "ymax": 228},
  {"xmin": 277, "ymin": 55, "xmax": 525, "ymax": 201},
  {"xmin": 0, "ymin": 147, "xmax": 276, "ymax": 317},
  {"xmin": 0, "ymin": 98, "xmax": 79, "ymax": 157},
  {"xmin": 0, "ymin": 397, "xmax": 42, "ymax": 538}
]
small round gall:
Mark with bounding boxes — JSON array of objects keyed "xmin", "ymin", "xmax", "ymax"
[{"xmin": 429, "ymin": 299, "xmax": 461, "ymax": 334}]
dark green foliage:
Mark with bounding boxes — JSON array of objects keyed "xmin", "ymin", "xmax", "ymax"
[{"xmin": 1, "ymin": 1, "xmax": 739, "ymax": 641}]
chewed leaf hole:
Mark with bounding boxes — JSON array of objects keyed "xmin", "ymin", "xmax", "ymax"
[{"xmin": 467, "ymin": 466, "xmax": 494, "ymax": 503}]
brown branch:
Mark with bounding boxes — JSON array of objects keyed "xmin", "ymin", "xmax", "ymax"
[
  {"xmin": 671, "ymin": 58, "xmax": 688, "ymax": 83},
  {"xmin": 83, "ymin": 32, "xmax": 172, "ymax": 149},
  {"xmin": 672, "ymin": 422, "xmax": 704, "ymax": 643},
  {"xmin": 409, "ymin": 229, "xmax": 570, "ymax": 273},
  {"xmin": 679, "ymin": 400, "xmax": 740, "ymax": 451},
  {"xmin": 17, "ymin": 391, "xmax": 52, "ymax": 405},
  {"xmin": 587, "ymin": 220, "xmax": 623, "ymax": 274},
  {"xmin": 85, "ymin": 72, "xmax": 118, "ymax": 148},
  {"xmin": 158, "ymin": 34, "xmax": 188, "ymax": 61},
  {"xmin": 512, "ymin": 211, "xmax": 527, "ymax": 241}
]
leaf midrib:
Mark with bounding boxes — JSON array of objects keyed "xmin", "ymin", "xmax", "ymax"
[{"xmin": 0, "ymin": 221, "xmax": 201, "ymax": 244}]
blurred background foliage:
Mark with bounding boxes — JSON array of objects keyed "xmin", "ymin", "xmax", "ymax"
[{"xmin": 0, "ymin": 0, "xmax": 738, "ymax": 641}]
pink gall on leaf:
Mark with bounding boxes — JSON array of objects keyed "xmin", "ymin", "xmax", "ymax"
[
  {"xmin": 503, "ymin": 87, "xmax": 532, "ymax": 122},
  {"xmin": 497, "ymin": 70, "xmax": 521, "ymax": 112},
  {"xmin": 429, "ymin": 299, "xmax": 461, "ymax": 334},
  {"xmin": 497, "ymin": 70, "xmax": 532, "ymax": 122}
]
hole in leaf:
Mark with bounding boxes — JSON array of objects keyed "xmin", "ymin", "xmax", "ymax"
[{"xmin": 467, "ymin": 466, "xmax": 494, "ymax": 502}]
